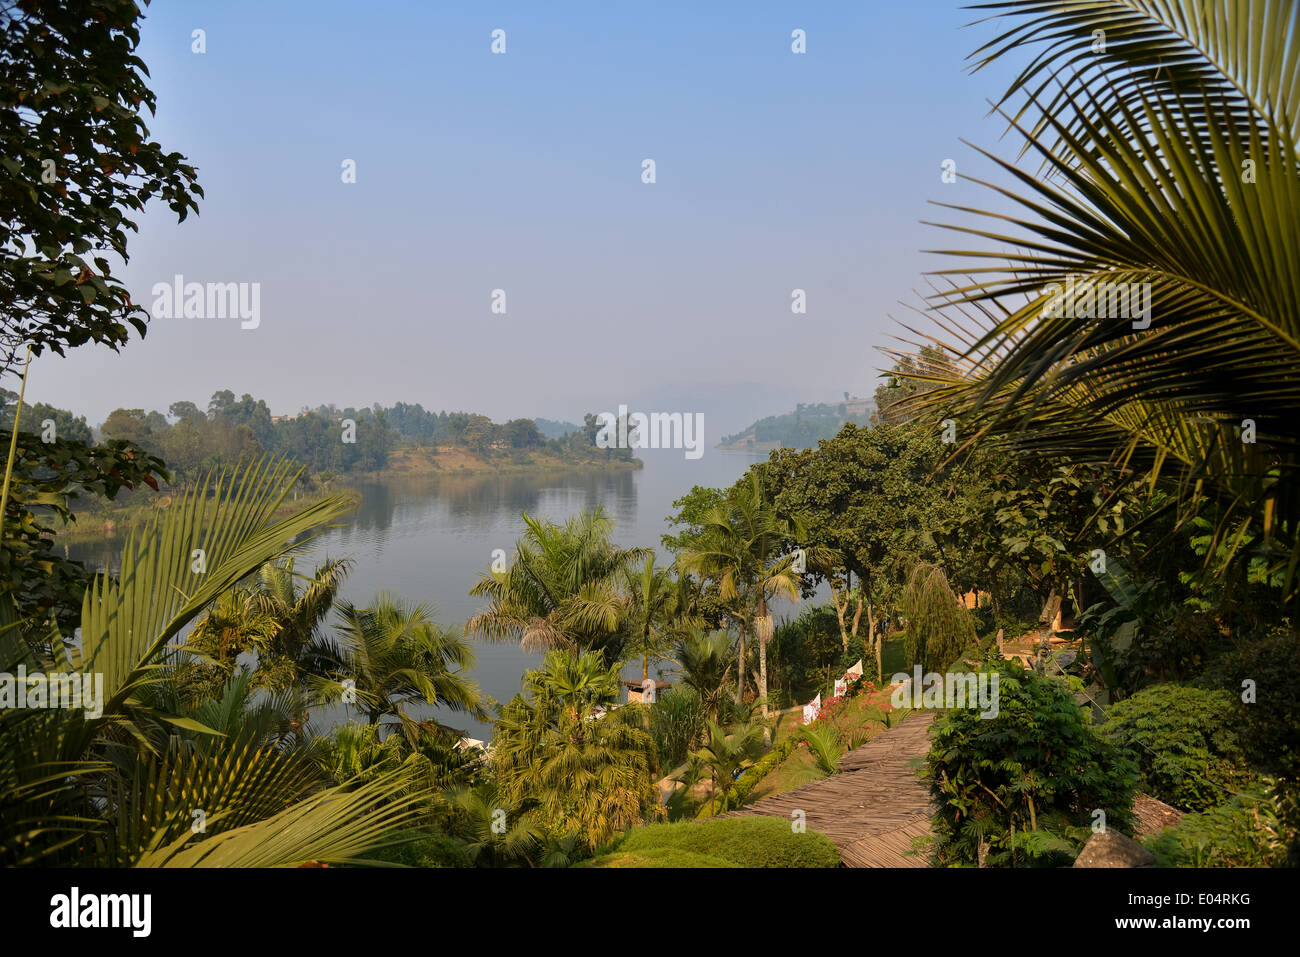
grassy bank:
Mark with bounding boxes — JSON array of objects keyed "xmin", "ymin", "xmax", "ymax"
[
  {"xmin": 53, "ymin": 485, "xmax": 362, "ymax": 541},
  {"xmin": 366, "ymin": 445, "xmax": 643, "ymax": 477}
]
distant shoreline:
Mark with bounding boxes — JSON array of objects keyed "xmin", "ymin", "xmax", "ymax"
[
  {"xmin": 356, "ymin": 445, "xmax": 644, "ymax": 478},
  {"xmin": 52, "ymin": 446, "xmax": 641, "ymax": 540}
]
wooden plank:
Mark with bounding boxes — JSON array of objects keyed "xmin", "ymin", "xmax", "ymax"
[{"xmin": 725, "ymin": 710, "xmax": 937, "ymax": 867}]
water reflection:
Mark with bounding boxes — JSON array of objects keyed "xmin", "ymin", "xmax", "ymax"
[{"xmin": 65, "ymin": 451, "xmax": 767, "ymax": 741}]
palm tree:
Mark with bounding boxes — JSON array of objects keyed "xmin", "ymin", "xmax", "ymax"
[
  {"xmin": 621, "ymin": 555, "xmax": 703, "ymax": 682},
  {"xmin": 447, "ymin": 782, "xmax": 542, "ymax": 867},
  {"xmin": 691, "ymin": 718, "xmax": 764, "ymax": 813},
  {"xmin": 673, "ymin": 629, "xmax": 734, "ymax": 724},
  {"xmin": 467, "ymin": 507, "xmax": 651, "ymax": 660},
  {"xmin": 333, "ymin": 593, "xmax": 488, "ymax": 737},
  {"xmin": 248, "ymin": 556, "xmax": 352, "ymax": 679},
  {"xmin": 896, "ymin": 0, "xmax": 1300, "ymax": 600},
  {"xmin": 183, "ymin": 556, "xmax": 351, "ymax": 701},
  {"xmin": 0, "ymin": 458, "xmax": 424, "ymax": 867},
  {"xmin": 677, "ymin": 469, "xmax": 826, "ymax": 716},
  {"xmin": 491, "ymin": 650, "xmax": 658, "ymax": 851}
]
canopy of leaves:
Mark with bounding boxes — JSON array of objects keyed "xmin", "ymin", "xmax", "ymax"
[{"xmin": 0, "ymin": 0, "xmax": 203, "ymax": 373}]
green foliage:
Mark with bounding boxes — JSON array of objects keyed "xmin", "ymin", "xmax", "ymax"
[
  {"xmin": 1146, "ymin": 782, "xmax": 1297, "ymax": 868},
  {"xmin": 490, "ymin": 650, "xmax": 658, "ymax": 851},
  {"xmin": 841, "ymin": 635, "xmax": 867, "ymax": 673},
  {"xmin": 691, "ymin": 718, "xmax": 765, "ymax": 812},
  {"xmin": 586, "ymin": 817, "xmax": 840, "ymax": 868},
  {"xmin": 332, "ymin": 593, "xmax": 487, "ymax": 732},
  {"xmin": 1203, "ymin": 627, "xmax": 1300, "ymax": 782},
  {"xmin": 0, "ymin": 459, "xmax": 422, "ymax": 867},
  {"xmin": 925, "ymin": 660, "xmax": 1138, "ymax": 867},
  {"xmin": 649, "ymin": 686, "xmax": 706, "ymax": 769},
  {"xmin": 0, "ymin": 429, "xmax": 166, "ymax": 631},
  {"xmin": 360, "ymin": 829, "xmax": 471, "ymax": 868},
  {"xmin": 1099, "ymin": 684, "xmax": 1249, "ymax": 812},
  {"xmin": 672, "ymin": 629, "xmax": 734, "ymax": 722},
  {"xmin": 467, "ymin": 508, "xmax": 650, "ymax": 661},
  {"xmin": 719, "ymin": 400, "xmax": 874, "ymax": 450},
  {"xmin": 900, "ymin": 563, "xmax": 975, "ymax": 672},
  {"xmin": 695, "ymin": 735, "xmax": 802, "ymax": 818},
  {"xmin": 770, "ymin": 605, "xmax": 842, "ymax": 704},
  {"xmin": 764, "ymin": 421, "xmax": 974, "ymax": 605},
  {"xmin": 579, "ymin": 847, "xmax": 731, "ymax": 867},
  {"xmin": 0, "ymin": 0, "xmax": 203, "ymax": 372},
  {"xmin": 903, "ymin": 0, "xmax": 1300, "ymax": 599},
  {"xmin": 1082, "ymin": 559, "xmax": 1224, "ymax": 695},
  {"xmin": 799, "ymin": 723, "xmax": 845, "ymax": 776}
]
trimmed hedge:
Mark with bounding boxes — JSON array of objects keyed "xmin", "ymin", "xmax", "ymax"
[
  {"xmin": 575, "ymin": 847, "xmax": 731, "ymax": 868},
  {"xmin": 582, "ymin": 816, "xmax": 840, "ymax": 868}
]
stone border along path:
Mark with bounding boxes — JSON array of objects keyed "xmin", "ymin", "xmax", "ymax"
[{"xmin": 723, "ymin": 710, "xmax": 936, "ymax": 867}]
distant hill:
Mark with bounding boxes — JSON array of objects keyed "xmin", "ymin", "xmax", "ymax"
[
  {"xmin": 534, "ymin": 417, "xmax": 582, "ymax": 440},
  {"xmin": 718, "ymin": 397, "xmax": 875, "ymax": 451}
]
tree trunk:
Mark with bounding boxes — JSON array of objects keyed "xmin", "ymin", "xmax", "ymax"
[
  {"xmin": 735, "ymin": 622, "xmax": 746, "ymax": 704},
  {"xmin": 830, "ymin": 580, "xmax": 850, "ymax": 651},
  {"xmin": 868, "ymin": 601, "xmax": 882, "ymax": 682},
  {"xmin": 756, "ymin": 598, "xmax": 772, "ymax": 719},
  {"xmin": 1037, "ymin": 587, "xmax": 1061, "ymax": 674}
]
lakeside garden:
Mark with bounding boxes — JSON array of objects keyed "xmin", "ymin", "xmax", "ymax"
[{"xmin": 2, "ymin": 0, "xmax": 1298, "ymax": 869}]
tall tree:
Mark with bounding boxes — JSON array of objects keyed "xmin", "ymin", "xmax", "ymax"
[
  {"xmin": 905, "ymin": 0, "xmax": 1300, "ymax": 601},
  {"xmin": 334, "ymin": 593, "xmax": 487, "ymax": 736},
  {"xmin": 676, "ymin": 468, "xmax": 818, "ymax": 717},
  {"xmin": 467, "ymin": 507, "xmax": 650, "ymax": 661},
  {"xmin": 0, "ymin": 0, "xmax": 202, "ymax": 375},
  {"xmin": 620, "ymin": 555, "xmax": 701, "ymax": 681},
  {"xmin": 491, "ymin": 650, "xmax": 657, "ymax": 851}
]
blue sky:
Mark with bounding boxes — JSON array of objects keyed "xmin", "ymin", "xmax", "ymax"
[{"xmin": 27, "ymin": 0, "xmax": 1024, "ymax": 436}]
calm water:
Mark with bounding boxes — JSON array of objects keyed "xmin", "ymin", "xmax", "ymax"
[{"xmin": 68, "ymin": 448, "xmax": 767, "ymax": 741}]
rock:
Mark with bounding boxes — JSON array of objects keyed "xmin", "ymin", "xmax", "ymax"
[{"xmin": 1072, "ymin": 830, "xmax": 1156, "ymax": 868}]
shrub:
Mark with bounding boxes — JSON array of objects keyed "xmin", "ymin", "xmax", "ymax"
[
  {"xmin": 842, "ymin": 636, "xmax": 867, "ymax": 673},
  {"xmin": 649, "ymin": 686, "xmax": 706, "ymax": 769},
  {"xmin": 1203, "ymin": 626, "xmax": 1300, "ymax": 781},
  {"xmin": 1099, "ymin": 684, "xmax": 1249, "ymax": 812},
  {"xmin": 771, "ymin": 605, "xmax": 843, "ymax": 702},
  {"xmin": 900, "ymin": 563, "xmax": 976, "ymax": 672},
  {"xmin": 361, "ymin": 829, "xmax": 470, "ymax": 868},
  {"xmin": 1112, "ymin": 608, "xmax": 1221, "ymax": 692},
  {"xmin": 590, "ymin": 817, "xmax": 839, "ymax": 868},
  {"xmin": 576, "ymin": 847, "xmax": 731, "ymax": 868},
  {"xmin": 1146, "ymin": 782, "xmax": 1296, "ymax": 867},
  {"xmin": 925, "ymin": 660, "xmax": 1138, "ymax": 867},
  {"xmin": 696, "ymin": 735, "xmax": 801, "ymax": 818}
]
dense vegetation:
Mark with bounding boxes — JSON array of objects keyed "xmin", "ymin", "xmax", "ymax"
[
  {"xmin": 720, "ymin": 397, "xmax": 874, "ymax": 449},
  {"xmin": 1, "ymin": 0, "xmax": 1296, "ymax": 871},
  {"xmin": 1, "ymin": 389, "xmax": 634, "ymax": 484}
]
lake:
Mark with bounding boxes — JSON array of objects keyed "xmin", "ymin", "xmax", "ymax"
[{"xmin": 69, "ymin": 447, "xmax": 769, "ymax": 741}]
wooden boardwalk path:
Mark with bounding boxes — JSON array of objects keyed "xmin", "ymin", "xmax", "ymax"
[{"xmin": 725, "ymin": 710, "xmax": 936, "ymax": 867}]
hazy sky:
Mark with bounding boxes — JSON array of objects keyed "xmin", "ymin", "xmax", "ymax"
[{"xmin": 25, "ymin": 0, "xmax": 1023, "ymax": 437}]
